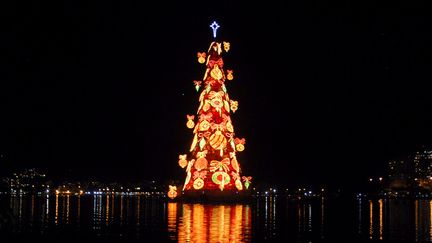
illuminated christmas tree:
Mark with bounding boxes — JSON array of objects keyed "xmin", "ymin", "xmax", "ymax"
[{"xmin": 177, "ymin": 22, "xmax": 252, "ymax": 197}]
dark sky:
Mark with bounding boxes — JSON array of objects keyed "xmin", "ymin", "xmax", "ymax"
[{"xmin": 1, "ymin": 1, "xmax": 431, "ymax": 189}]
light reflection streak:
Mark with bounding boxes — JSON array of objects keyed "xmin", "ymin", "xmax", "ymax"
[
  {"xmin": 77, "ymin": 195, "xmax": 81, "ymax": 224},
  {"xmin": 46, "ymin": 195, "xmax": 50, "ymax": 220},
  {"xmin": 136, "ymin": 196, "xmax": 140, "ymax": 226},
  {"xmin": 106, "ymin": 194, "xmax": 110, "ymax": 226},
  {"xmin": 369, "ymin": 199, "xmax": 373, "ymax": 239},
  {"xmin": 167, "ymin": 202, "xmax": 178, "ymax": 240},
  {"xmin": 415, "ymin": 199, "xmax": 419, "ymax": 242},
  {"xmin": 429, "ymin": 200, "xmax": 432, "ymax": 241},
  {"xmin": 357, "ymin": 198, "xmax": 362, "ymax": 235},
  {"xmin": 321, "ymin": 197, "xmax": 325, "ymax": 239},
  {"xmin": 120, "ymin": 195, "xmax": 124, "ymax": 225},
  {"xmin": 55, "ymin": 194, "xmax": 59, "ymax": 225},
  {"xmin": 176, "ymin": 204, "xmax": 251, "ymax": 243},
  {"xmin": 379, "ymin": 199, "xmax": 383, "ymax": 240},
  {"xmin": 66, "ymin": 195, "xmax": 70, "ymax": 224},
  {"xmin": 308, "ymin": 203, "xmax": 312, "ymax": 232},
  {"xmin": 30, "ymin": 195, "xmax": 34, "ymax": 226}
]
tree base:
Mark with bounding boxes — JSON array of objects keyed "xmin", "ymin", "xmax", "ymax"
[{"xmin": 174, "ymin": 189, "xmax": 254, "ymax": 203}]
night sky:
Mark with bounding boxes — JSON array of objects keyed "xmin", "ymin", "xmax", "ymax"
[{"xmin": 1, "ymin": 1, "xmax": 431, "ymax": 189}]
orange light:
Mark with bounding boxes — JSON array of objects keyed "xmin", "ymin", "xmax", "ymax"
[
  {"xmin": 227, "ymin": 70, "xmax": 234, "ymax": 80},
  {"xmin": 223, "ymin": 42, "xmax": 230, "ymax": 52},
  {"xmin": 236, "ymin": 143, "xmax": 245, "ymax": 152},
  {"xmin": 197, "ymin": 52, "xmax": 206, "ymax": 64},
  {"xmin": 168, "ymin": 185, "xmax": 178, "ymax": 199}
]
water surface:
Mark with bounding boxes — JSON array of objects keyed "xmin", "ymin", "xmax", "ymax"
[{"xmin": 0, "ymin": 194, "xmax": 431, "ymax": 242}]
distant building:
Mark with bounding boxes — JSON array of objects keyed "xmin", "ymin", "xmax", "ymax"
[
  {"xmin": 413, "ymin": 147, "xmax": 432, "ymax": 180},
  {"xmin": 8, "ymin": 168, "xmax": 49, "ymax": 194},
  {"xmin": 413, "ymin": 146, "xmax": 432, "ymax": 190},
  {"xmin": 387, "ymin": 146, "xmax": 432, "ymax": 192},
  {"xmin": 388, "ymin": 159, "xmax": 414, "ymax": 191}
]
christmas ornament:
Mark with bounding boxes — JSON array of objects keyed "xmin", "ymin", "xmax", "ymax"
[
  {"xmin": 178, "ymin": 154, "xmax": 187, "ymax": 168},
  {"xmin": 209, "ymin": 130, "xmax": 227, "ymax": 150},
  {"xmin": 167, "ymin": 185, "xmax": 177, "ymax": 199},
  {"xmin": 230, "ymin": 100, "xmax": 238, "ymax": 112},
  {"xmin": 210, "ymin": 65, "xmax": 223, "ymax": 80},
  {"xmin": 198, "ymin": 120, "xmax": 211, "ymax": 131},
  {"xmin": 236, "ymin": 144, "xmax": 244, "ymax": 152},
  {"xmin": 193, "ymin": 178, "xmax": 204, "ymax": 189},
  {"xmin": 186, "ymin": 115, "xmax": 195, "ymax": 129},
  {"xmin": 195, "ymin": 157, "xmax": 208, "ymax": 171},
  {"xmin": 193, "ymin": 80, "xmax": 202, "ymax": 92},
  {"xmin": 235, "ymin": 138, "xmax": 245, "ymax": 152},
  {"xmin": 212, "ymin": 171, "xmax": 230, "ymax": 190},
  {"xmin": 197, "ymin": 52, "xmax": 206, "ymax": 64},
  {"xmin": 242, "ymin": 176, "xmax": 252, "ymax": 189},
  {"xmin": 223, "ymin": 41, "xmax": 230, "ymax": 52},
  {"xmin": 226, "ymin": 70, "xmax": 233, "ymax": 80}
]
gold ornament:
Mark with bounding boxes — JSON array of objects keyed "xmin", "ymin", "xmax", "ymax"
[
  {"xmin": 230, "ymin": 100, "xmax": 238, "ymax": 113},
  {"xmin": 209, "ymin": 130, "xmax": 227, "ymax": 150},
  {"xmin": 235, "ymin": 138, "xmax": 245, "ymax": 152},
  {"xmin": 226, "ymin": 70, "xmax": 233, "ymax": 80},
  {"xmin": 186, "ymin": 120, "xmax": 194, "ymax": 129},
  {"xmin": 194, "ymin": 157, "xmax": 208, "ymax": 171},
  {"xmin": 198, "ymin": 120, "xmax": 211, "ymax": 131},
  {"xmin": 197, "ymin": 52, "xmax": 206, "ymax": 64},
  {"xmin": 193, "ymin": 178, "xmax": 204, "ymax": 190},
  {"xmin": 178, "ymin": 154, "xmax": 187, "ymax": 168},
  {"xmin": 223, "ymin": 42, "xmax": 230, "ymax": 52},
  {"xmin": 186, "ymin": 115, "xmax": 195, "ymax": 129},
  {"xmin": 167, "ymin": 185, "xmax": 177, "ymax": 199},
  {"xmin": 236, "ymin": 143, "xmax": 245, "ymax": 152},
  {"xmin": 210, "ymin": 65, "xmax": 223, "ymax": 80}
]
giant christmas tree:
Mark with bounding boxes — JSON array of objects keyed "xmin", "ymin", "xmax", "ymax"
[{"xmin": 177, "ymin": 22, "xmax": 252, "ymax": 198}]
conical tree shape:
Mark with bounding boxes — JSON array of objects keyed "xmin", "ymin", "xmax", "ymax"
[{"xmin": 178, "ymin": 28, "xmax": 252, "ymax": 196}]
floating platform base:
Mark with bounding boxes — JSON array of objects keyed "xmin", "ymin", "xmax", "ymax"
[{"xmin": 173, "ymin": 190, "xmax": 254, "ymax": 203}]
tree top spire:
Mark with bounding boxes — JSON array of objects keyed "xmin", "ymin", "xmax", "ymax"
[{"xmin": 210, "ymin": 21, "xmax": 220, "ymax": 38}]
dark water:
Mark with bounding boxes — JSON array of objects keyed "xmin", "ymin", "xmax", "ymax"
[{"xmin": 0, "ymin": 194, "xmax": 431, "ymax": 242}]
